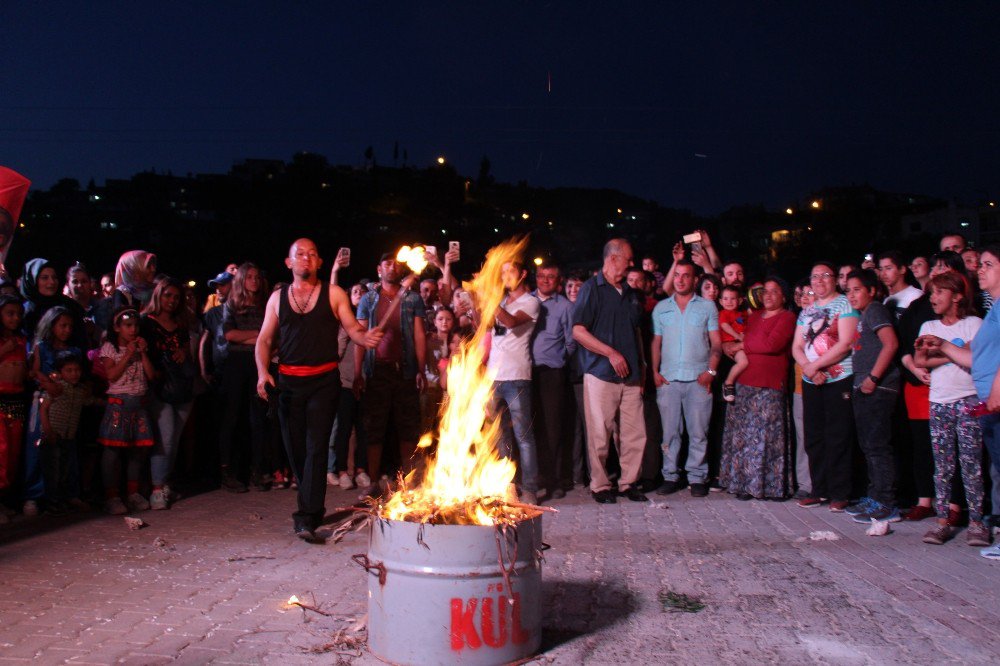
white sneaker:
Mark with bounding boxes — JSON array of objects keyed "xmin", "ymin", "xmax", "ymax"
[
  {"xmin": 22, "ymin": 500, "xmax": 39, "ymax": 517},
  {"xmin": 126, "ymin": 493, "xmax": 150, "ymax": 512},
  {"xmin": 981, "ymin": 544, "xmax": 1000, "ymax": 560},
  {"xmin": 339, "ymin": 472, "xmax": 355, "ymax": 490},
  {"xmin": 105, "ymin": 497, "xmax": 127, "ymax": 515},
  {"xmin": 327, "ymin": 472, "xmax": 338, "ymax": 486},
  {"xmin": 355, "ymin": 471, "xmax": 372, "ymax": 488},
  {"xmin": 149, "ymin": 490, "xmax": 168, "ymax": 511}
]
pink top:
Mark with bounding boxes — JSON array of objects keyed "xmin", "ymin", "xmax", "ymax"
[
  {"xmin": 99, "ymin": 342, "xmax": 148, "ymax": 396},
  {"xmin": 738, "ymin": 309, "xmax": 796, "ymax": 391}
]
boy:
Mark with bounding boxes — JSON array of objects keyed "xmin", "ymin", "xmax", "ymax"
[
  {"xmin": 719, "ymin": 285, "xmax": 749, "ymax": 402},
  {"xmin": 843, "ymin": 270, "xmax": 901, "ymax": 523},
  {"xmin": 40, "ymin": 351, "xmax": 102, "ymax": 513}
]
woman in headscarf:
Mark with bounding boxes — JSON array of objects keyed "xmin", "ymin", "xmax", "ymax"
[
  {"xmin": 20, "ymin": 258, "xmax": 85, "ymax": 345},
  {"xmin": 112, "ymin": 250, "xmax": 157, "ymax": 312}
]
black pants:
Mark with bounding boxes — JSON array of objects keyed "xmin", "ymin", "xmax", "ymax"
[
  {"xmin": 532, "ymin": 366, "xmax": 568, "ymax": 490},
  {"xmin": 42, "ymin": 437, "xmax": 77, "ymax": 503},
  {"xmin": 853, "ymin": 387, "xmax": 898, "ymax": 507},
  {"xmin": 802, "ymin": 381, "xmax": 855, "ymax": 502},
  {"xmin": 278, "ymin": 370, "xmax": 339, "ymax": 532},
  {"xmin": 333, "ymin": 386, "xmax": 367, "ymax": 473},
  {"xmin": 219, "ymin": 352, "xmax": 269, "ymax": 476}
]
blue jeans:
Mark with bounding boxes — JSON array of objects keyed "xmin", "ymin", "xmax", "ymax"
[
  {"xmin": 489, "ymin": 380, "xmax": 539, "ymax": 493},
  {"xmin": 980, "ymin": 412, "xmax": 1000, "ymax": 475},
  {"xmin": 657, "ymin": 380, "xmax": 713, "ymax": 484},
  {"xmin": 150, "ymin": 399, "xmax": 193, "ymax": 487}
]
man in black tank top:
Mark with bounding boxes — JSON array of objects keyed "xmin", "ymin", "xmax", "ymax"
[{"xmin": 256, "ymin": 239, "xmax": 382, "ymax": 542}]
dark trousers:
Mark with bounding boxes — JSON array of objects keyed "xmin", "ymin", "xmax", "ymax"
[
  {"xmin": 570, "ymin": 382, "xmax": 588, "ymax": 485},
  {"xmin": 219, "ymin": 352, "xmax": 269, "ymax": 476},
  {"xmin": 278, "ymin": 370, "xmax": 339, "ymax": 532},
  {"xmin": 42, "ymin": 437, "xmax": 78, "ymax": 503},
  {"xmin": 333, "ymin": 386, "xmax": 367, "ymax": 473},
  {"xmin": 640, "ymin": 392, "xmax": 663, "ymax": 482},
  {"xmin": 363, "ymin": 363, "xmax": 420, "ymax": 479},
  {"xmin": 802, "ymin": 380, "xmax": 855, "ymax": 502},
  {"xmin": 852, "ymin": 387, "xmax": 898, "ymax": 507},
  {"xmin": 532, "ymin": 366, "xmax": 568, "ymax": 490},
  {"xmin": 907, "ymin": 419, "xmax": 936, "ymax": 499}
]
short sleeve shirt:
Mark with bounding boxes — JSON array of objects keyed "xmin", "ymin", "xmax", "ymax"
[
  {"xmin": 487, "ymin": 292, "xmax": 540, "ymax": 382},
  {"xmin": 572, "ymin": 273, "xmax": 643, "ymax": 384},
  {"xmin": 919, "ymin": 317, "xmax": 982, "ymax": 404},
  {"xmin": 651, "ymin": 294, "xmax": 719, "ymax": 382},
  {"xmin": 851, "ymin": 302, "xmax": 900, "ymax": 390},
  {"xmin": 796, "ymin": 295, "xmax": 859, "ymax": 384},
  {"xmin": 972, "ymin": 304, "xmax": 1000, "ymax": 400},
  {"xmin": 100, "ymin": 341, "xmax": 148, "ymax": 396}
]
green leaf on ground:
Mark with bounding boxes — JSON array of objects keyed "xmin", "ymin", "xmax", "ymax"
[{"xmin": 658, "ymin": 589, "xmax": 706, "ymax": 613}]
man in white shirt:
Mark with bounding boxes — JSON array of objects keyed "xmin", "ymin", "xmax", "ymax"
[
  {"xmin": 487, "ymin": 261, "xmax": 542, "ymax": 504},
  {"xmin": 878, "ymin": 250, "xmax": 922, "ymax": 319}
]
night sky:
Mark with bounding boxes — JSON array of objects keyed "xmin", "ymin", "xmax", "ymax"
[{"xmin": 3, "ymin": 3, "xmax": 998, "ymax": 214}]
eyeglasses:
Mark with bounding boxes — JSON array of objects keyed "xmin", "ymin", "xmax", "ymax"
[{"xmin": 810, "ymin": 272, "xmax": 833, "ymax": 280}]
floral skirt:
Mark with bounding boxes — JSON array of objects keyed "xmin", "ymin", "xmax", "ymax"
[
  {"xmin": 719, "ymin": 384, "xmax": 792, "ymax": 499},
  {"xmin": 98, "ymin": 395, "xmax": 154, "ymax": 448}
]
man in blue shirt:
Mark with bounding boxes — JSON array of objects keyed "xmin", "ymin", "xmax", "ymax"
[
  {"xmin": 652, "ymin": 259, "xmax": 722, "ymax": 497},
  {"xmin": 572, "ymin": 239, "xmax": 648, "ymax": 504},
  {"xmin": 531, "ymin": 262, "xmax": 576, "ymax": 499}
]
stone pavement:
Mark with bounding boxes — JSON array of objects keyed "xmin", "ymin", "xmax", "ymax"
[{"xmin": 0, "ymin": 484, "xmax": 997, "ymax": 665}]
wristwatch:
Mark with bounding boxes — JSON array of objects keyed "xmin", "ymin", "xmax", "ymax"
[
  {"xmin": 706, "ymin": 368, "xmax": 717, "ymax": 377},
  {"xmin": 868, "ymin": 374, "xmax": 880, "ymax": 384}
]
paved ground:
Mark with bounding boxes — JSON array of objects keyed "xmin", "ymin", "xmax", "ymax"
[{"xmin": 0, "ymin": 484, "xmax": 997, "ymax": 665}]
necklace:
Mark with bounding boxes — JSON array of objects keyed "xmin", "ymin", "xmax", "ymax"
[{"xmin": 290, "ymin": 281, "xmax": 319, "ymax": 314}]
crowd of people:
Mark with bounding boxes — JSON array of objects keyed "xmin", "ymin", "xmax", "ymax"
[{"xmin": 0, "ymin": 215, "xmax": 998, "ymax": 559}]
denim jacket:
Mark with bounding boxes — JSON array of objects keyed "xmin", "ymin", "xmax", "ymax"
[{"xmin": 356, "ymin": 286, "xmax": 426, "ymax": 380}]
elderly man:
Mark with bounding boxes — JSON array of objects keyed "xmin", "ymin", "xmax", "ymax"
[
  {"xmin": 256, "ymin": 239, "xmax": 381, "ymax": 542},
  {"xmin": 572, "ymin": 239, "xmax": 648, "ymax": 504}
]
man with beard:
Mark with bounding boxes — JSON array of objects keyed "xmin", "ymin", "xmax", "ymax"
[
  {"xmin": 355, "ymin": 252, "xmax": 427, "ymax": 487},
  {"xmin": 256, "ymin": 239, "xmax": 382, "ymax": 541}
]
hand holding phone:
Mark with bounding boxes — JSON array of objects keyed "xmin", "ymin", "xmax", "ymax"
[{"xmin": 449, "ymin": 241, "xmax": 461, "ymax": 262}]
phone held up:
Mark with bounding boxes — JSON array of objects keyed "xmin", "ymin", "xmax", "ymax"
[
  {"xmin": 449, "ymin": 240, "xmax": 461, "ymax": 261},
  {"xmin": 338, "ymin": 247, "xmax": 351, "ymax": 267}
]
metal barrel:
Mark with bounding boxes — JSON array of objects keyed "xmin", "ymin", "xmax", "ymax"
[{"xmin": 358, "ymin": 514, "xmax": 544, "ymax": 666}]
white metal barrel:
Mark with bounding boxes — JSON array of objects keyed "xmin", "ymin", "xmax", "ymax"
[{"xmin": 358, "ymin": 514, "xmax": 544, "ymax": 666}]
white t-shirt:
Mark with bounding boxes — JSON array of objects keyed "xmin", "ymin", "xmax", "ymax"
[
  {"xmin": 919, "ymin": 317, "xmax": 983, "ymax": 404},
  {"xmin": 884, "ymin": 285, "xmax": 923, "ymax": 313},
  {"xmin": 487, "ymin": 291, "xmax": 540, "ymax": 381}
]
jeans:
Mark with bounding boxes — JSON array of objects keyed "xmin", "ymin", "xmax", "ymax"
[
  {"xmin": 330, "ymin": 386, "xmax": 367, "ymax": 474},
  {"xmin": 980, "ymin": 412, "xmax": 1000, "ymax": 474},
  {"xmin": 852, "ymin": 387, "xmax": 897, "ymax": 507},
  {"xmin": 658, "ymin": 380, "xmax": 713, "ymax": 484},
  {"xmin": 489, "ymin": 380, "xmax": 539, "ymax": 493},
  {"xmin": 150, "ymin": 399, "xmax": 193, "ymax": 487}
]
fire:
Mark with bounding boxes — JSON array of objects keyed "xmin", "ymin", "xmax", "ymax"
[
  {"xmin": 396, "ymin": 245, "xmax": 429, "ymax": 274},
  {"xmin": 381, "ymin": 237, "xmax": 535, "ymax": 526},
  {"xmin": 287, "ymin": 595, "xmax": 300, "ymax": 606}
]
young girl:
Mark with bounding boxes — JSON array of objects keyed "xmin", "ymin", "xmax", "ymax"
[
  {"xmin": 99, "ymin": 308, "xmax": 156, "ymax": 515},
  {"xmin": 422, "ymin": 307, "xmax": 455, "ymax": 434},
  {"xmin": 719, "ymin": 285, "xmax": 749, "ymax": 402},
  {"xmin": 915, "ymin": 272, "xmax": 990, "ymax": 546},
  {"xmin": 24, "ymin": 306, "xmax": 82, "ymax": 516},
  {"xmin": 141, "ymin": 278, "xmax": 196, "ymax": 508},
  {"xmin": 0, "ymin": 295, "xmax": 26, "ymax": 522},
  {"xmin": 330, "ymin": 283, "xmax": 370, "ymax": 490}
]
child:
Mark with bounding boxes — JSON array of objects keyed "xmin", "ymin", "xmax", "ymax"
[
  {"xmin": 98, "ymin": 308, "xmax": 156, "ymax": 515},
  {"xmin": 0, "ymin": 295, "xmax": 27, "ymax": 522},
  {"xmin": 719, "ymin": 285, "xmax": 749, "ymax": 402},
  {"xmin": 915, "ymin": 272, "xmax": 990, "ymax": 547},
  {"xmin": 842, "ymin": 269, "xmax": 901, "ymax": 523},
  {"xmin": 422, "ymin": 307, "xmax": 456, "ymax": 434},
  {"xmin": 24, "ymin": 306, "xmax": 82, "ymax": 516},
  {"xmin": 39, "ymin": 352, "xmax": 102, "ymax": 513}
]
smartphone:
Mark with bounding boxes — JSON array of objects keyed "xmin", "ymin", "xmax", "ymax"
[
  {"xmin": 338, "ymin": 247, "xmax": 351, "ymax": 266},
  {"xmin": 864, "ymin": 253, "xmax": 873, "ymax": 262},
  {"xmin": 425, "ymin": 245, "xmax": 437, "ymax": 258},
  {"xmin": 449, "ymin": 241, "xmax": 460, "ymax": 261},
  {"xmin": 682, "ymin": 232, "xmax": 702, "ymax": 245}
]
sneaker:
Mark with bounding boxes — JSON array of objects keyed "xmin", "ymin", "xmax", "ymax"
[
  {"xmin": 980, "ymin": 544, "xmax": 1000, "ymax": 560},
  {"xmin": 339, "ymin": 472, "xmax": 355, "ymax": 490},
  {"xmin": 105, "ymin": 497, "xmax": 128, "ymax": 515},
  {"xmin": 127, "ymin": 493, "xmax": 150, "ymax": 512},
  {"xmin": 829, "ymin": 501, "xmax": 850, "ymax": 513},
  {"xmin": 845, "ymin": 497, "xmax": 876, "ymax": 516},
  {"xmin": 923, "ymin": 524, "xmax": 953, "ymax": 545},
  {"xmin": 966, "ymin": 521, "xmax": 992, "ymax": 547},
  {"xmin": 327, "ymin": 472, "xmax": 338, "ymax": 486},
  {"xmin": 656, "ymin": 480, "xmax": 679, "ymax": 496},
  {"xmin": 722, "ymin": 384, "xmax": 736, "ymax": 402},
  {"xmin": 221, "ymin": 470, "xmax": 248, "ymax": 493},
  {"xmin": 22, "ymin": 500, "xmax": 39, "ymax": 517},
  {"xmin": 355, "ymin": 471, "xmax": 372, "ymax": 488},
  {"xmin": 149, "ymin": 490, "xmax": 168, "ymax": 511},
  {"xmin": 852, "ymin": 504, "xmax": 901, "ymax": 523},
  {"xmin": 690, "ymin": 483, "xmax": 708, "ymax": 498},
  {"xmin": 903, "ymin": 505, "xmax": 936, "ymax": 521},
  {"xmin": 797, "ymin": 497, "xmax": 825, "ymax": 508}
]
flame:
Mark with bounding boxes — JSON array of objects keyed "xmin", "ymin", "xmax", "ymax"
[
  {"xmin": 396, "ymin": 245, "xmax": 428, "ymax": 275},
  {"xmin": 287, "ymin": 595, "xmax": 300, "ymax": 606},
  {"xmin": 381, "ymin": 236, "xmax": 534, "ymax": 526}
]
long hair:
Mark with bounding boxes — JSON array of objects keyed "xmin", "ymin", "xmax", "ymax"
[
  {"xmin": 227, "ymin": 262, "xmax": 268, "ymax": 314},
  {"xmin": 929, "ymin": 272, "xmax": 974, "ymax": 320},
  {"xmin": 142, "ymin": 276, "xmax": 191, "ymax": 328},
  {"xmin": 33, "ymin": 305, "xmax": 73, "ymax": 349}
]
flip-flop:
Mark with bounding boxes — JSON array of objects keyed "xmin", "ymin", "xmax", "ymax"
[{"xmin": 979, "ymin": 544, "xmax": 1000, "ymax": 560}]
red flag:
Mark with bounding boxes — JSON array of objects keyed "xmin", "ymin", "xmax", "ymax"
[{"xmin": 0, "ymin": 166, "xmax": 31, "ymax": 272}]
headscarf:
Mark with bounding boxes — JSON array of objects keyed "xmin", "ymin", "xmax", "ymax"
[
  {"xmin": 114, "ymin": 250, "xmax": 156, "ymax": 306},
  {"xmin": 20, "ymin": 258, "xmax": 61, "ymax": 308},
  {"xmin": 20, "ymin": 257, "xmax": 85, "ymax": 343}
]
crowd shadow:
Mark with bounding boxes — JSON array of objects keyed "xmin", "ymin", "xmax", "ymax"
[{"xmin": 539, "ymin": 580, "xmax": 638, "ymax": 652}]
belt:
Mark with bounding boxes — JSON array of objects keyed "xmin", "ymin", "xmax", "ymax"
[{"xmin": 278, "ymin": 361, "xmax": 339, "ymax": 377}]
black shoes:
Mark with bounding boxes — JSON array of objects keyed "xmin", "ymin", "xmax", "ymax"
[
  {"xmin": 656, "ymin": 480, "xmax": 679, "ymax": 495},
  {"xmin": 736, "ymin": 493, "xmax": 753, "ymax": 501},
  {"xmin": 295, "ymin": 526, "xmax": 324, "ymax": 543},
  {"xmin": 221, "ymin": 469, "xmax": 248, "ymax": 493},
  {"xmin": 621, "ymin": 487, "xmax": 649, "ymax": 502},
  {"xmin": 592, "ymin": 490, "xmax": 617, "ymax": 504},
  {"xmin": 549, "ymin": 488, "xmax": 566, "ymax": 500},
  {"xmin": 690, "ymin": 483, "xmax": 709, "ymax": 498}
]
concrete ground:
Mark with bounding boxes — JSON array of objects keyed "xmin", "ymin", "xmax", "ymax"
[{"xmin": 0, "ymin": 484, "xmax": 997, "ymax": 665}]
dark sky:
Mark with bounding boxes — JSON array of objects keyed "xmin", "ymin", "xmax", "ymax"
[{"xmin": 3, "ymin": 3, "xmax": 998, "ymax": 214}]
